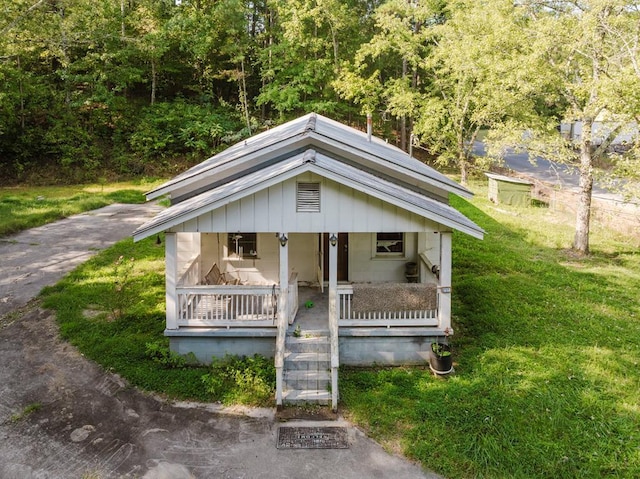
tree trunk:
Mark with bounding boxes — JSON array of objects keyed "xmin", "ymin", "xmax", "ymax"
[
  {"xmin": 458, "ymin": 130, "xmax": 468, "ymax": 186},
  {"xmin": 400, "ymin": 57, "xmax": 408, "ymax": 151},
  {"xmin": 573, "ymin": 120, "xmax": 594, "ymax": 255},
  {"xmin": 17, "ymin": 56, "xmax": 25, "ymax": 130},
  {"xmin": 459, "ymin": 150, "xmax": 468, "ymax": 186},
  {"xmin": 151, "ymin": 57, "xmax": 157, "ymax": 105},
  {"xmin": 239, "ymin": 60, "xmax": 251, "ymax": 135}
]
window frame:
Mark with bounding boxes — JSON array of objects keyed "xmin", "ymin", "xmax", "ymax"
[
  {"xmin": 227, "ymin": 233, "xmax": 259, "ymax": 259},
  {"xmin": 373, "ymin": 232, "xmax": 405, "ymax": 258}
]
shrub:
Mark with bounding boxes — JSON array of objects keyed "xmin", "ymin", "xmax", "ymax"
[
  {"xmin": 201, "ymin": 354, "xmax": 275, "ymax": 406},
  {"xmin": 129, "ymin": 100, "xmax": 243, "ymax": 160},
  {"xmin": 145, "ymin": 342, "xmax": 187, "ymax": 369}
]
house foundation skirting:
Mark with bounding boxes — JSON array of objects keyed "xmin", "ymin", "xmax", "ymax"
[
  {"xmin": 338, "ymin": 335, "xmax": 439, "ymax": 366},
  {"xmin": 166, "ymin": 328, "xmax": 277, "ymax": 364},
  {"xmin": 166, "ymin": 328, "xmax": 442, "ymax": 366}
]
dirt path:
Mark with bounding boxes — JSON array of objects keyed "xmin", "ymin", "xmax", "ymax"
[{"xmin": 0, "ymin": 204, "xmax": 437, "ymax": 479}]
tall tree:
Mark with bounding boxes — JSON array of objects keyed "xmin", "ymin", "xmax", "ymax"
[
  {"xmin": 258, "ymin": 0, "xmax": 377, "ymax": 118},
  {"xmin": 416, "ymin": 0, "xmax": 543, "ymax": 185},
  {"xmin": 502, "ymin": 0, "xmax": 640, "ymax": 254},
  {"xmin": 334, "ymin": 0, "xmax": 443, "ymax": 150}
]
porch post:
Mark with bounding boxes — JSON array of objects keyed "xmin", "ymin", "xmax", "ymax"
[
  {"xmin": 328, "ymin": 232, "xmax": 339, "ymax": 411},
  {"xmin": 437, "ymin": 231, "xmax": 452, "ymax": 333},
  {"xmin": 165, "ymin": 232, "xmax": 178, "ymax": 330},
  {"xmin": 275, "ymin": 233, "xmax": 289, "ymax": 408}
]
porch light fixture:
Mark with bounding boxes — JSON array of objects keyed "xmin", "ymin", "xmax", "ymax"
[
  {"xmin": 329, "ymin": 234, "xmax": 338, "ymax": 247},
  {"xmin": 279, "ymin": 233, "xmax": 288, "ymax": 247}
]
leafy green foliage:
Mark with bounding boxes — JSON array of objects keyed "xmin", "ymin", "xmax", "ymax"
[
  {"xmin": 201, "ymin": 354, "xmax": 276, "ymax": 406},
  {"xmin": 145, "ymin": 341, "xmax": 187, "ymax": 369},
  {"xmin": 129, "ymin": 100, "xmax": 242, "ymax": 160},
  {"xmin": 109, "ymin": 255, "xmax": 136, "ymax": 320}
]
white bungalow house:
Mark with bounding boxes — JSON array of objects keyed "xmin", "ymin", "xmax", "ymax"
[{"xmin": 133, "ymin": 113, "xmax": 484, "ymax": 409}]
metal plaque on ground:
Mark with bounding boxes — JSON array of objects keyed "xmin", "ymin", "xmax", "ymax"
[{"xmin": 277, "ymin": 426, "xmax": 349, "ymax": 449}]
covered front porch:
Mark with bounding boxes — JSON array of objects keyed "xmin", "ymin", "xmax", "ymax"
[
  {"xmin": 164, "ymin": 229, "xmax": 453, "ymax": 409},
  {"xmin": 165, "ymin": 230, "xmax": 452, "ymax": 334}
]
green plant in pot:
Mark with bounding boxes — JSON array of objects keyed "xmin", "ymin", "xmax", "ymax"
[{"xmin": 429, "ymin": 328, "xmax": 453, "ymax": 375}]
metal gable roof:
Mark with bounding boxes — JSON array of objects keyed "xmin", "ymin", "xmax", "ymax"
[
  {"xmin": 133, "ymin": 151, "xmax": 312, "ymax": 241},
  {"xmin": 310, "ymin": 153, "xmax": 484, "ymax": 239},
  {"xmin": 145, "ymin": 113, "xmax": 473, "ymax": 201},
  {"xmin": 310, "ymin": 115, "xmax": 471, "ymax": 198},
  {"xmin": 146, "ymin": 114, "xmax": 314, "ymax": 200},
  {"xmin": 133, "ymin": 149, "xmax": 484, "ymax": 241}
]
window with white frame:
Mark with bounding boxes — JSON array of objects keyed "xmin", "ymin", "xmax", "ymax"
[
  {"xmin": 228, "ymin": 233, "xmax": 258, "ymax": 258},
  {"xmin": 375, "ymin": 233, "xmax": 404, "ymax": 256}
]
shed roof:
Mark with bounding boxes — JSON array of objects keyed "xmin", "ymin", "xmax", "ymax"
[
  {"xmin": 133, "ymin": 149, "xmax": 484, "ymax": 241},
  {"xmin": 485, "ymin": 173, "xmax": 533, "ymax": 185}
]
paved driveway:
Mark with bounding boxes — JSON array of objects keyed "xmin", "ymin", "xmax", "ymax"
[
  {"xmin": 0, "ymin": 204, "xmax": 436, "ymax": 479},
  {"xmin": 0, "ymin": 203, "xmax": 163, "ymax": 318}
]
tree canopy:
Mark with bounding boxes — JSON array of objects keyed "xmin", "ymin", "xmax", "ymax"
[{"xmin": 1, "ymin": 0, "xmax": 639, "ymax": 253}]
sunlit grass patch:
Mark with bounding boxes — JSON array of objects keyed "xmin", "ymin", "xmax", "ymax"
[
  {"xmin": 0, "ymin": 180, "xmax": 164, "ymax": 236},
  {"xmin": 41, "ymin": 236, "xmax": 212, "ymax": 402}
]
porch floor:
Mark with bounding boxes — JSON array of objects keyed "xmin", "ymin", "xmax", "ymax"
[{"xmin": 290, "ymin": 287, "xmax": 329, "ymax": 333}]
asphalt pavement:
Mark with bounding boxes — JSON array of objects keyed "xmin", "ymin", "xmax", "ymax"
[{"xmin": 472, "ymin": 141, "xmax": 614, "ymax": 195}]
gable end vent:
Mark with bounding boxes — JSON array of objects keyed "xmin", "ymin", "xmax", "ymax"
[{"xmin": 297, "ymin": 182, "xmax": 320, "ymax": 212}]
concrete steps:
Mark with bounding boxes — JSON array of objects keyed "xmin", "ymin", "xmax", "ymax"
[{"xmin": 283, "ymin": 335, "xmax": 331, "ymax": 406}]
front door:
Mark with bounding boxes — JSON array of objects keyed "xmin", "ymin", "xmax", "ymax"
[{"xmin": 322, "ymin": 233, "xmax": 348, "ymax": 282}]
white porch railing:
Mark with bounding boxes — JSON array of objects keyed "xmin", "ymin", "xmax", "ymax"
[
  {"xmin": 178, "ymin": 254, "xmax": 201, "ymax": 287},
  {"xmin": 176, "ymin": 270, "xmax": 301, "ymax": 328},
  {"xmin": 287, "ymin": 272, "xmax": 299, "ymax": 324},
  {"xmin": 337, "ymin": 284, "xmax": 439, "ymax": 327},
  {"xmin": 177, "ymin": 284, "xmax": 279, "ymax": 327}
]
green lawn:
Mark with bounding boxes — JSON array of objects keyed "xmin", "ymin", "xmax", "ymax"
[
  {"xmin": 341, "ymin": 187, "xmax": 640, "ymax": 478},
  {"xmin": 0, "ymin": 180, "xmax": 161, "ymax": 237},
  {"xmin": 39, "ymin": 180, "xmax": 640, "ymax": 478}
]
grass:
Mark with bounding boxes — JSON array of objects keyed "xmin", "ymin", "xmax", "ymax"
[
  {"xmin": 340, "ymin": 183, "xmax": 640, "ymax": 478},
  {"xmin": 37, "ymin": 179, "xmax": 640, "ymax": 478},
  {"xmin": 0, "ymin": 179, "xmax": 162, "ymax": 237},
  {"xmin": 40, "ymin": 236, "xmax": 213, "ymax": 401},
  {"xmin": 40, "ymin": 235, "xmax": 275, "ymax": 405},
  {"xmin": 10, "ymin": 402, "xmax": 42, "ymax": 422}
]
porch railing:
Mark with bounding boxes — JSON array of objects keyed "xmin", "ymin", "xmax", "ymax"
[
  {"xmin": 176, "ymin": 271, "xmax": 300, "ymax": 328},
  {"xmin": 337, "ymin": 284, "xmax": 439, "ymax": 327},
  {"xmin": 177, "ymin": 284, "xmax": 279, "ymax": 327},
  {"xmin": 178, "ymin": 254, "xmax": 201, "ymax": 287},
  {"xmin": 287, "ymin": 272, "xmax": 299, "ymax": 324}
]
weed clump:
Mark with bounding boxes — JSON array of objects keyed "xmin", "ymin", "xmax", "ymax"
[{"xmin": 201, "ymin": 354, "xmax": 275, "ymax": 406}]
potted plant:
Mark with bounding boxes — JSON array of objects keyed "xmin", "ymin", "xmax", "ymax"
[{"xmin": 429, "ymin": 328, "xmax": 453, "ymax": 375}]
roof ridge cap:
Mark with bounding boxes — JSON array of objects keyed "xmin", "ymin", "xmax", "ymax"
[
  {"xmin": 302, "ymin": 148, "xmax": 317, "ymax": 163},
  {"xmin": 305, "ymin": 112, "xmax": 317, "ymax": 132}
]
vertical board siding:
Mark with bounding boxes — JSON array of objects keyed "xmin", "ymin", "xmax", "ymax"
[
  {"xmin": 239, "ymin": 196, "xmax": 255, "ymax": 231},
  {"xmin": 178, "ymin": 175, "xmax": 438, "ymax": 233},
  {"xmin": 254, "ymin": 189, "xmax": 270, "ymax": 231}
]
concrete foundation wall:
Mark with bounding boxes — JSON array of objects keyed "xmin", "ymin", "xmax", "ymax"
[
  {"xmin": 168, "ymin": 330, "xmax": 438, "ymax": 366},
  {"xmin": 169, "ymin": 334, "xmax": 277, "ymax": 364},
  {"xmin": 339, "ymin": 335, "xmax": 437, "ymax": 366}
]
